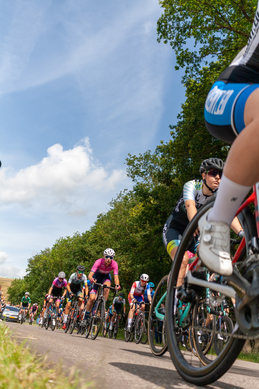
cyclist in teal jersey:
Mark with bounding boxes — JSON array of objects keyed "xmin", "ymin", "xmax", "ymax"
[
  {"xmin": 19, "ymin": 292, "xmax": 31, "ymax": 317},
  {"xmin": 200, "ymin": 0, "xmax": 259, "ymax": 276}
]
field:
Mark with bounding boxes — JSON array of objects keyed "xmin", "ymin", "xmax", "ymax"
[{"xmin": 0, "ymin": 277, "xmax": 13, "ymax": 300}]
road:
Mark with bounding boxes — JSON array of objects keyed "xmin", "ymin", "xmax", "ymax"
[{"xmin": 4, "ymin": 321, "xmax": 259, "ymax": 389}]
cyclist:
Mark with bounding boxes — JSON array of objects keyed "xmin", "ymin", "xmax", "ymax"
[
  {"xmin": 83, "ymin": 248, "xmax": 120, "ymax": 325},
  {"xmin": 144, "ymin": 282, "xmax": 155, "ymax": 303},
  {"xmin": 126, "ymin": 274, "xmax": 151, "ymax": 331},
  {"xmin": 46, "ymin": 271, "xmax": 67, "ymax": 317},
  {"xmin": 0, "ymin": 285, "xmax": 4, "ymax": 315},
  {"xmin": 19, "ymin": 292, "xmax": 31, "ymax": 320},
  {"xmin": 199, "ymin": 1, "xmax": 259, "ymax": 276},
  {"xmin": 62, "ymin": 265, "xmax": 87, "ymax": 330},
  {"xmin": 162, "ymin": 158, "xmax": 243, "ymax": 287},
  {"xmin": 109, "ymin": 292, "xmax": 126, "ymax": 331},
  {"xmin": 29, "ymin": 303, "xmax": 38, "ymax": 324}
]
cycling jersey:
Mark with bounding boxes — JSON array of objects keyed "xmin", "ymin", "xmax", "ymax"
[
  {"xmin": 91, "ymin": 258, "xmax": 119, "ymax": 275},
  {"xmin": 68, "ymin": 272, "xmax": 87, "ymax": 293},
  {"xmin": 31, "ymin": 304, "xmax": 38, "ymax": 312},
  {"xmin": 130, "ymin": 281, "xmax": 151, "ymax": 297},
  {"xmin": 169, "ymin": 180, "xmax": 211, "ymax": 232},
  {"xmin": 144, "ymin": 289, "xmax": 154, "ymax": 304},
  {"xmin": 21, "ymin": 296, "xmax": 31, "ymax": 306},
  {"xmin": 51, "ymin": 277, "xmax": 67, "ymax": 297}
]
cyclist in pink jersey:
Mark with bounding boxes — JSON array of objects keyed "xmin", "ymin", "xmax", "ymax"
[{"xmin": 82, "ymin": 248, "xmax": 120, "ymax": 325}]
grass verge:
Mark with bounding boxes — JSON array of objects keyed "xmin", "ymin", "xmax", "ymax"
[{"xmin": 0, "ymin": 324, "xmax": 93, "ymax": 389}]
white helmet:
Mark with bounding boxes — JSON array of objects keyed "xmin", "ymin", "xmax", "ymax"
[
  {"xmin": 25, "ymin": 292, "xmax": 30, "ymax": 295},
  {"xmin": 140, "ymin": 274, "xmax": 149, "ymax": 282},
  {"xmin": 103, "ymin": 248, "xmax": 115, "ymax": 257}
]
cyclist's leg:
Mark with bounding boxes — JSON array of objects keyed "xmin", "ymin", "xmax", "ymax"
[
  {"xmin": 127, "ymin": 295, "xmax": 135, "ymax": 329},
  {"xmin": 200, "ymin": 83, "xmax": 259, "ymax": 275}
]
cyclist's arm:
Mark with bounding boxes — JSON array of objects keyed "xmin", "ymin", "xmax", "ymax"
[
  {"xmin": 230, "ymin": 217, "xmax": 243, "ymax": 235},
  {"xmin": 88, "ymin": 271, "xmax": 95, "ymax": 282},
  {"xmin": 85, "ymin": 283, "xmax": 89, "ymax": 296},
  {"xmin": 185, "ymin": 200, "xmax": 197, "ymax": 221},
  {"xmin": 114, "ymin": 274, "xmax": 120, "ymax": 287},
  {"xmin": 62, "ymin": 288, "xmax": 67, "ymax": 298},
  {"xmin": 66, "ymin": 283, "xmax": 71, "ymax": 293},
  {"xmin": 48, "ymin": 286, "xmax": 53, "ymax": 296}
]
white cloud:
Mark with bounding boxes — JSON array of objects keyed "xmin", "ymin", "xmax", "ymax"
[
  {"xmin": 0, "ymin": 138, "xmax": 126, "ymax": 207},
  {"xmin": 0, "ymin": 264, "xmax": 23, "ymax": 279},
  {"xmin": 0, "ymin": 252, "xmax": 8, "ymax": 264}
]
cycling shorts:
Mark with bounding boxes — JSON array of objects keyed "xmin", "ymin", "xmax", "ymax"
[
  {"xmin": 22, "ymin": 303, "xmax": 29, "ymax": 309},
  {"xmin": 67, "ymin": 290, "xmax": 83, "ymax": 302},
  {"xmin": 113, "ymin": 304, "xmax": 122, "ymax": 314},
  {"xmin": 128, "ymin": 294, "xmax": 144, "ymax": 306},
  {"xmin": 90, "ymin": 271, "xmax": 112, "ymax": 294},
  {"xmin": 163, "ymin": 222, "xmax": 199, "ymax": 256},
  {"xmin": 204, "ymin": 81, "xmax": 259, "ymax": 144}
]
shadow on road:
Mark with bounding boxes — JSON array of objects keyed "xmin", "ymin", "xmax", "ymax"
[
  {"xmin": 120, "ymin": 347, "xmax": 171, "ymax": 360},
  {"xmin": 110, "ymin": 362, "xmax": 253, "ymax": 389}
]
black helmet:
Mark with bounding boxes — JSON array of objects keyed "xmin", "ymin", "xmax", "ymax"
[
  {"xmin": 77, "ymin": 265, "xmax": 85, "ymax": 272},
  {"xmin": 119, "ymin": 292, "xmax": 125, "ymax": 298},
  {"xmin": 199, "ymin": 158, "xmax": 225, "ymax": 174}
]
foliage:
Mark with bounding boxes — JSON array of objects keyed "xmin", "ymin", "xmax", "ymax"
[{"xmin": 157, "ymin": 0, "xmax": 255, "ymax": 81}]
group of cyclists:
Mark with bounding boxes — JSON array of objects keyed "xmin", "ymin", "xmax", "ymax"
[{"xmin": 17, "ymin": 248, "xmax": 155, "ymax": 339}]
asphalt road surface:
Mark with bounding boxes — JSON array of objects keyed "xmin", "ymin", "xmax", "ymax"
[{"xmin": 4, "ymin": 321, "xmax": 259, "ymax": 389}]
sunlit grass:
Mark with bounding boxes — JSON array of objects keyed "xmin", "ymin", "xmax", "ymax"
[{"xmin": 0, "ymin": 324, "xmax": 94, "ymax": 389}]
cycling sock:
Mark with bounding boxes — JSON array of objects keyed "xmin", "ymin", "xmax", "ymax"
[
  {"xmin": 128, "ymin": 318, "xmax": 132, "ymax": 328},
  {"xmin": 110, "ymin": 322, "xmax": 113, "ymax": 329},
  {"xmin": 63, "ymin": 314, "xmax": 68, "ymax": 323},
  {"xmin": 84, "ymin": 311, "xmax": 90, "ymax": 320},
  {"xmin": 208, "ymin": 174, "xmax": 251, "ymax": 226}
]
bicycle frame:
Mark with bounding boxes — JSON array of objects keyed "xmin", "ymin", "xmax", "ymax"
[{"xmin": 185, "ymin": 185, "xmax": 259, "ymax": 300}]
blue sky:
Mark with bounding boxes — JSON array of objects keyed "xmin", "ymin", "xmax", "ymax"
[{"xmin": 0, "ymin": 0, "xmax": 185, "ymax": 278}]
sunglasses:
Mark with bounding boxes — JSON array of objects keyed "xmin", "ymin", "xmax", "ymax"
[
  {"xmin": 77, "ymin": 271, "xmax": 83, "ymax": 274},
  {"xmin": 59, "ymin": 278, "xmax": 64, "ymax": 280},
  {"xmin": 105, "ymin": 255, "xmax": 113, "ymax": 260},
  {"xmin": 206, "ymin": 169, "xmax": 222, "ymax": 178}
]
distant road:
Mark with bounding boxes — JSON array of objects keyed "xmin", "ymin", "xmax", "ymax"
[{"xmin": 4, "ymin": 321, "xmax": 259, "ymax": 389}]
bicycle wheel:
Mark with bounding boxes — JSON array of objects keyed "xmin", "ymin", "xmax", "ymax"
[
  {"xmin": 141, "ymin": 319, "xmax": 148, "ymax": 344},
  {"xmin": 90, "ymin": 297, "xmax": 105, "ymax": 340},
  {"xmin": 85, "ymin": 319, "xmax": 91, "ymax": 338},
  {"xmin": 102, "ymin": 323, "xmax": 108, "ymax": 337},
  {"xmin": 214, "ymin": 316, "xmax": 233, "ymax": 356},
  {"xmin": 135, "ymin": 312, "xmax": 145, "ymax": 344},
  {"xmin": 64, "ymin": 313, "xmax": 71, "ymax": 333},
  {"xmin": 51, "ymin": 316, "xmax": 56, "ymax": 331},
  {"xmin": 113, "ymin": 321, "xmax": 119, "ymax": 339},
  {"xmin": 148, "ymin": 275, "xmax": 168, "ymax": 356},
  {"xmin": 124, "ymin": 326, "xmax": 133, "ymax": 342},
  {"xmin": 166, "ymin": 199, "xmax": 246, "ymax": 386},
  {"xmin": 69, "ymin": 307, "xmax": 77, "ymax": 334},
  {"xmin": 108, "ymin": 327, "xmax": 113, "ymax": 338}
]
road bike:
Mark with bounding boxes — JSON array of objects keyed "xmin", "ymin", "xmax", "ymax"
[
  {"xmin": 42, "ymin": 297, "xmax": 59, "ymax": 331},
  {"xmin": 89, "ymin": 283, "xmax": 116, "ymax": 340},
  {"xmin": 166, "ymin": 189, "xmax": 259, "ymax": 386},
  {"xmin": 65, "ymin": 294, "xmax": 80, "ymax": 334},
  {"xmin": 125, "ymin": 301, "xmax": 148, "ymax": 344},
  {"xmin": 18, "ymin": 309, "xmax": 27, "ymax": 325}
]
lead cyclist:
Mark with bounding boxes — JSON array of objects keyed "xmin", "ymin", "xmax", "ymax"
[{"xmin": 199, "ymin": 1, "xmax": 259, "ymax": 276}]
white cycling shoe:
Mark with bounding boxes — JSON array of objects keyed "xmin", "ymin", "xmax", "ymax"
[{"xmin": 198, "ymin": 210, "xmax": 233, "ymax": 276}]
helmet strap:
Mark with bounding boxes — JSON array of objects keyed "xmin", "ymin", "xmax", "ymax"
[{"xmin": 203, "ymin": 178, "xmax": 218, "ymax": 194}]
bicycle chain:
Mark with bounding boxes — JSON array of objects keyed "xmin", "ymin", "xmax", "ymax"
[{"xmin": 190, "ymin": 324, "xmax": 259, "ymax": 340}]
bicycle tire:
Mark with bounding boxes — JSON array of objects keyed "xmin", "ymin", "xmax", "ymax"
[
  {"xmin": 166, "ymin": 198, "xmax": 246, "ymax": 386},
  {"xmin": 141, "ymin": 319, "xmax": 148, "ymax": 344},
  {"xmin": 90, "ymin": 297, "xmax": 105, "ymax": 340},
  {"xmin": 214, "ymin": 316, "xmax": 233, "ymax": 356},
  {"xmin": 135, "ymin": 312, "xmax": 145, "ymax": 344},
  {"xmin": 51, "ymin": 316, "xmax": 56, "ymax": 331},
  {"xmin": 113, "ymin": 321, "xmax": 119, "ymax": 339},
  {"xmin": 108, "ymin": 328, "xmax": 113, "ymax": 338},
  {"xmin": 64, "ymin": 314, "xmax": 71, "ymax": 333},
  {"xmin": 124, "ymin": 327, "xmax": 132, "ymax": 342},
  {"xmin": 102, "ymin": 324, "xmax": 108, "ymax": 337},
  {"xmin": 85, "ymin": 317, "xmax": 92, "ymax": 338},
  {"xmin": 148, "ymin": 275, "xmax": 168, "ymax": 356}
]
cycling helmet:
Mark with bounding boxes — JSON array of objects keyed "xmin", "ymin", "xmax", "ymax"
[
  {"xmin": 140, "ymin": 274, "xmax": 149, "ymax": 282},
  {"xmin": 103, "ymin": 248, "xmax": 115, "ymax": 257},
  {"xmin": 58, "ymin": 271, "xmax": 66, "ymax": 278},
  {"xmin": 25, "ymin": 292, "xmax": 30, "ymax": 295},
  {"xmin": 199, "ymin": 158, "xmax": 225, "ymax": 174},
  {"xmin": 77, "ymin": 265, "xmax": 85, "ymax": 272},
  {"xmin": 119, "ymin": 292, "xmax": 125, "ymax": 298},
  {"xmin": 149, "ymin": 282, "xmax": 155, "ymax": 288}
]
